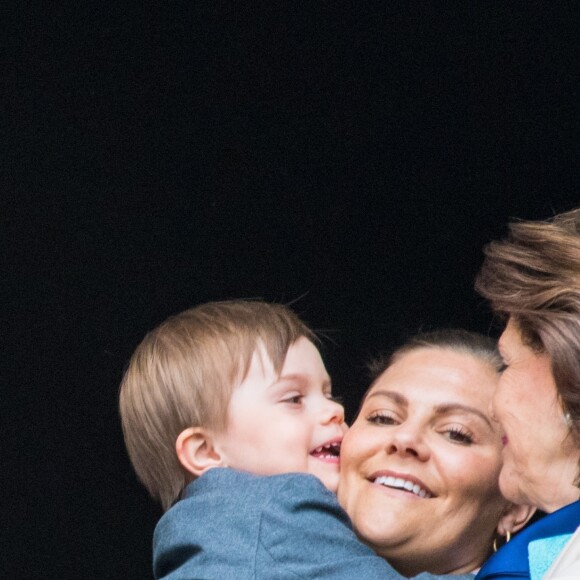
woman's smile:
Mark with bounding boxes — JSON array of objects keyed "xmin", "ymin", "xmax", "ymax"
[
  {"xmin": 338, "ymin": 345, "xmax": 510, "ymax": 575},
  {"xmin": 369, "ymin": 471, "xmax": 434, "ymax": 498}
]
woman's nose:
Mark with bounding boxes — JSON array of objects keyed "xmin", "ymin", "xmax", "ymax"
[{"xmin": 386, "ymin": 422, "xmax": 430, "ymax": 461}]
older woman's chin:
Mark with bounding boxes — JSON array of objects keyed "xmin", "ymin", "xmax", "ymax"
[{"xmin": 497, "ymin": 449, "xmax": 580, "ymax": 513}]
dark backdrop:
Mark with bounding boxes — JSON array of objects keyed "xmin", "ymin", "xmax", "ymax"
[{"xmin": 4, "ymin": 4, "xmax": 579, "ymax": 579}]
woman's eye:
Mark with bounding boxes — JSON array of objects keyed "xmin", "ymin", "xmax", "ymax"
[
  {"xmin": 445, "ymin": 427, "xmax": 474, "ymax": 445},
  {"xmin": 499, "ymin": 355, "xmax": 510, "ymax": 372},
  {"xmin": 367, "ymin": 411, "xmax": 398, "ymax": 426}
]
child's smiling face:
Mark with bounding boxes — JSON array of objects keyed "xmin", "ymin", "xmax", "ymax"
[{"xmin": 213, "ymin": 336, "xmax": 347, "ymax": 492}]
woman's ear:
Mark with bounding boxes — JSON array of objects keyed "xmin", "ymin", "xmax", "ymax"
[
  {"xmin": 497, "ymin": 502, "xmax": 537, "ymax": 536},
  {"xmin": 176, "ymin": 427, "xmax": 225, "ymax": 477}
]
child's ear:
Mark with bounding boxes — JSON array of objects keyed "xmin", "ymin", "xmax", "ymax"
[
  {"xmin": 497, "ymin": 502, "xmax": 536, "ymax": 537},
  {"xmin": 176, "ymin": 427, "xmax": 225, "ymax": 477}
]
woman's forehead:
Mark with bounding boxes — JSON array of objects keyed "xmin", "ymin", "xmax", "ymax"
[{"xmin": 365, "ymin": 348, "xmax": 497, "ymax": 405}]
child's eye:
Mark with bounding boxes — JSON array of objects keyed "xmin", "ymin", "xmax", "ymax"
[
  {"xmin": 444, "ymin": 426, "xmax": 474, "ymax": 445},
  {"xmin": 366, "ymin": 411, "xmax": 398, "ymax": 426},
  {"xmin": 282, "ymin": 394, "xmax": 304, "ymax": 405}
]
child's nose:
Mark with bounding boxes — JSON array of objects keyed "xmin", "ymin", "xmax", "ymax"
[{"xmin": 321, "ymin": 397, "xmax": 345, "ymax": 425}]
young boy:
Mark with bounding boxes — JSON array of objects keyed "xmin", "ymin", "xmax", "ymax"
[{"xmin": 119, "ymin": 301, "xmax": 428, "ymax": 579}]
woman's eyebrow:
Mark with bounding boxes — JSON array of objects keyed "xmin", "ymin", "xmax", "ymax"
[
  {"xmin": 365, "ymin": 390, "xmax": 407, "ymax": 406},
  {"xmin": 434, "ymin": 403, "xmax": 493, "ymax": 428},
  {"xmin": 364, "ymin": 393, "xmax": 493, "ymax": 428}
]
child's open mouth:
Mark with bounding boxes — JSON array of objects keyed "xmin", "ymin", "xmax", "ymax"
[{"xmin": 310, "ymin": 441, "xmax": 341, "ymax": 461}]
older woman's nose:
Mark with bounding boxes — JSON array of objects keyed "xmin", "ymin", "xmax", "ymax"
[
  {"xmin": 489, "ymin": 400, "xmax": 498, "ymax": 422},
  {"xmin": 386, "ymin": 423, "xmax": 430, "ymax": 461}
]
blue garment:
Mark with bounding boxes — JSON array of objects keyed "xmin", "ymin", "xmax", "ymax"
[
  {"xmin": 476, "ymin": 500, "xmax": 580, "ymax": 580},
  {"xmin": 528, "ymin": 535, "xmax": 572, "ymax": 580},
  {"xmin": 153, "ymin": 468, "xmax": 472, "ymax": 580}
]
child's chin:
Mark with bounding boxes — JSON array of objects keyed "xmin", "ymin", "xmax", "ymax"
[{"xmin": 312, "ymin": 468, "xmax": 340, "ymax": 493}]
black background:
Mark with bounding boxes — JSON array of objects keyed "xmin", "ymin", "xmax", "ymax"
[{"xmin": 4, "ymin": 4, "xmax": 579, "ymax": 579}]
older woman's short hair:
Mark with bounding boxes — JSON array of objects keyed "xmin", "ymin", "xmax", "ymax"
[{"xmin": 475, "ymin": 208, "xmax": 580, "ymax": 447}]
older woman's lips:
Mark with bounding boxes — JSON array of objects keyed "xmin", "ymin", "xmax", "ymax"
[
  {"xmin": 501, "ymin": 435, "xmax": 509, "ymax": 446},
  {"xmin": 369, "ymin": 472, "xmax": 434, "ymax": 499}
]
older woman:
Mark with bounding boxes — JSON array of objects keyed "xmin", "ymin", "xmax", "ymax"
[
  {"xmin": 339, "ymin": 329, "xmax": 533, "ymax": 576},
  {"xmin": 474, "ymin": 208, "xmax": 580, "ymax": 579}
]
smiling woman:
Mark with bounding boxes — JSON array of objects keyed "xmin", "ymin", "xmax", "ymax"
[{"xmin": 338, "ymin": 329, "xmax": 534, "ymax": 576}]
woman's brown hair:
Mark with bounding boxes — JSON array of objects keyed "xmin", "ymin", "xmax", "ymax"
[{"xmin": 475, "ymin": 208, "xmax": 580, "ymax": 450}]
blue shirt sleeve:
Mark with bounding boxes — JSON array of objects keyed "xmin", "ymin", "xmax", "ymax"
[
  {"xmin": 256, "ymin": 473, "xmax": 473, "ymax": 580},
  {"xmin": 154, "ymin": 468, "xmax": 474, "ymax": 580}
]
